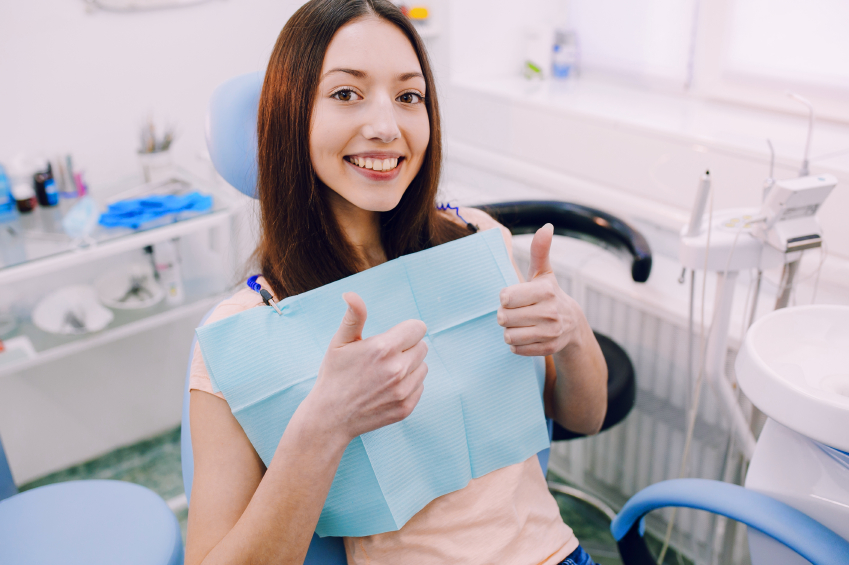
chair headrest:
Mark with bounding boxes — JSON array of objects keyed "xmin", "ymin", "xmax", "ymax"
[{"xmin": 206, "ymin": 72, "xmax": 264, "ymax": 198}]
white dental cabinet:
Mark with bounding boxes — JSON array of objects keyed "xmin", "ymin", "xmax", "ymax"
[{"xmin": 0, "ymin": 170, "xmax": 257, "ymax": 485}]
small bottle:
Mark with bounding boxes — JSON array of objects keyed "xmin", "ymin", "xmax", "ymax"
[
  {"xmin": 34, "ymin": 162, "xmax": 59, "ymax": 207},
  {"xmin": 12, "ymin": 182, "xmax": 37, "ymax": 213},
  {"xmin": 153, "ymin": 239, "xmax": 185, "ymax": 306},
  {"xmin": 552, "ymin": 29, "xmax": 579, "ymax": 79},
  {"xmin": 0, "ymin": 163, "xmax": 17, "ymax": 221}
]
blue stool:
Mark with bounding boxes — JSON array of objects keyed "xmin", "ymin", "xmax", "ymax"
[{"xmin": 0, "ymin": 436, "xmax": 183, "ymax": 565}]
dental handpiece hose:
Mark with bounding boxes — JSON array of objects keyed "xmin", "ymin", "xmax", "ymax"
[
  {"xmin": 686, "ymin": 170, "xmax": 711, "ymax": 237},
  {"xmin": 678, "ymin": 171, "xmax": 711, "ymax": 284}
]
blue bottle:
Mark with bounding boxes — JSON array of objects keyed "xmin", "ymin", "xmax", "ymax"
[{"xmin": 0, "ymin": 163, "xmax": 19, "ymax": 222}]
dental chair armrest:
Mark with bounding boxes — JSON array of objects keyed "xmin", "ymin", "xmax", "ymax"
[
  {"xmin": 471, "ymin": 200, "xmax": 652, "ymax": 283},
  {"xmin": 611, "ymin": 478, "xmax": 849, "ymax": 565}
]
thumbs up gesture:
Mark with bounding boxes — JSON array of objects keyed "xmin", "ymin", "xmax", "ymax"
[
  {"xmin": 497, "ymin": 224, "xmax": 580, "ymax": 357},
  {"xmin": 310, "ymin": 292, "xmax": 429, "ymax": 442}
]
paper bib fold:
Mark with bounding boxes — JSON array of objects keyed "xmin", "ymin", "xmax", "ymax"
[{"xmin": 195, "ymin": 228, "xmax": 550, "ymax": 537}]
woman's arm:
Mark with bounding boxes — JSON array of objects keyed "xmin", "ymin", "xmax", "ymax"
[
  {"xmin": 186, "ymin": 292, "xmax": 429, "ymax": 564},
  {"xmin": 186, "ymin": 390, "xmax": 348, "ymax": 565},
  {"xmin": 458, "ymin": 208, "xmax": 607, "ymax": 435}
]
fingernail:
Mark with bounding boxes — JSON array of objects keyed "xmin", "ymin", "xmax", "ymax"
[
  {"xmin": 509, "ymin": 345, "xmax": 517, "ymax": 353},
  {"xmin": 504, "ymin": 333, "xmax": 511, "ymax": 344}
]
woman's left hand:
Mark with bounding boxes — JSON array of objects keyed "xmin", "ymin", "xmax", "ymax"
[{"xmin": 496, "ymin": 223, "xmax": 584, "ymax": 357}]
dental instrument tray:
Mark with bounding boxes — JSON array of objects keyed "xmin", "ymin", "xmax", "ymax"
[{"xmin": 196, "ymin": 228, "xmax": 550, "ymax": 537}]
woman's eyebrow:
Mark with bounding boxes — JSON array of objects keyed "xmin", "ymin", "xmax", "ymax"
[
  {"xmin": 321, "ymin": 68, "xmax": 367, "ymax": 80},
  {"xmin": 398, "ymin": 71, "xmax": 424, "ymax": 81},
  {"xmin": 320, "ymin": 68, "xmax": 425, "ymax": 82}
]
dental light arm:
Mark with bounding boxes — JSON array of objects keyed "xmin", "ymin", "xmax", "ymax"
[{"xmin": 472, "ymin": 201, "xmax": 653, "ymax": 283}]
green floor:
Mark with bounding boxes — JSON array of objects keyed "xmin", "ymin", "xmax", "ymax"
[{"xmin": 19, "ymin": 426, "xmax": 690, "ymax": 564}]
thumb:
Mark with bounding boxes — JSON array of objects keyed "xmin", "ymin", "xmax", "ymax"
[
  {"xmin": 528, "ymin": 223, "xmax": 554, "ymax": 280},
  {"xmin": 331, "ymin": 292, "xmax": 367, "ymax": 347}
]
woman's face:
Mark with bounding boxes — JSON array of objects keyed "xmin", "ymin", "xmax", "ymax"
[{"xmin": 310, "ymin": 17, "xmax": 429, "ymax": 213}]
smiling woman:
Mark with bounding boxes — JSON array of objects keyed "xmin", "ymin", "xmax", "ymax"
[
  {"xmin": 254, "ymin": 0, "xmax": 470, "ymax": 297},
  {"xmin": 186, "ymin": 1, "xmax": 606, "ymax": 564}
]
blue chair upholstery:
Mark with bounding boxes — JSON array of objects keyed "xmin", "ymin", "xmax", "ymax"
[
  {"xmin": 0, "ymin": 457, "xmax": 183, "ymax": 564},
  {"xmin": 0, "ymin": 435, "xmax": 16, "ymax": 502},
  {"xmin": 206, "ymin": 71, "xmax": 263, "ymax": 198},
  {"xmin": 611, "ymin": 478, "xmax": 849, "ymax": 565}
]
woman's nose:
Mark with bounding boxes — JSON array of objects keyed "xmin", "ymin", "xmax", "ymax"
[{"xmin": 362, "ymin": 96, "xmax": 401, "ymax": 143}]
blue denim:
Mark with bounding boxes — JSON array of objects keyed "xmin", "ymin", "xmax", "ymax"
[{"xmin": 558, "ymin": 545, "xmax": 596, "ymax": 565}]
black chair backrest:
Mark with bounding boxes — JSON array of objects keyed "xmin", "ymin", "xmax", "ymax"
[{"xmin": 472, "ymin": 201, "xmax": 652, "ymax": 282}]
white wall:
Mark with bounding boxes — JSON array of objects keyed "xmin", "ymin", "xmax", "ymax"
[{"xmin": 0, "ymin": 0, "xmax": 303, "ymax": 186}]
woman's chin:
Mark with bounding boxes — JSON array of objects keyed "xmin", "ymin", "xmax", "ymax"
[{"xmin": 344, "ymin": 187, "xmax": 407, "ymax": 213}]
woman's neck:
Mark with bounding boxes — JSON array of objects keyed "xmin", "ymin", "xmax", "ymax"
[{"xmin": 327, "ymin": 191, "xmax": 386, "ymax": 269}]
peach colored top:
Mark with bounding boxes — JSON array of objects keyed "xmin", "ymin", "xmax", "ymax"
[{"xmin": 190, "ymin": 282, "xmax": 578, "ymax": 565}]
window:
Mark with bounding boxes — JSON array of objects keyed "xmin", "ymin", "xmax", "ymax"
[{"xmin": 569, "ymin": 0, "xmax": 697, "ymax": 88}]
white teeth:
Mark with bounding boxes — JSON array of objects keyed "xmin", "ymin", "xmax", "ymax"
[{"xmin": 350, "ymin": 157, "xmax": 401, "ymax": 170}]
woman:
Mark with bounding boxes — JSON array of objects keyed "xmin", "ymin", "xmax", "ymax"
[{"xmin": 186, "ymin": 1, "xmax": 607, "ymax": 564}]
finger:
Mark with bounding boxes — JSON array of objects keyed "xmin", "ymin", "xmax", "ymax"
[
  {"xmin": 399, "ymin": 382, "xmax": 426, "ymax": 419},
  {"xmin": 497, "ymin": 303, "xmax": 550, "ymax": 328},
  {"xmin": 528, "ymin": 223, "xmax": 554, "ymax": 280},
  {"xmin": 510, "ymin": 343, "xmax": 555, "ymax": 357},
  {"xmin": 499, "ymin": 278, "xmax": 556, "ymax": 309},
  {"xmin": 503, "ymin": 326, "xmax": 552, "ymax": 347},
  {"xmin": 399, "ymin": 340, "xmax": 429, "ymax": 374},
  {"xmin": 384, "ymin": 319, "xmax": 428, "ymax": 352},
  {"xmin": 400, "ymin": 361, "xmax": 428, "ymax": 398},
  {"xmin": 330, "ymin": 292, "xmax": 367, "ymax": 347}
]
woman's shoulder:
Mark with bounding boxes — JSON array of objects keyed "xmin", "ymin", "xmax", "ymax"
[
  {"xmin": 202, "ymin": 282, "xmax": 266, "ymax": 327},
  {"xmin": 441, "ymin": 206, "xmax": 523, "ymax": 282},
  {"xmin": 444, "ymin": 206, "xmax": 514, "ymax": 254}
]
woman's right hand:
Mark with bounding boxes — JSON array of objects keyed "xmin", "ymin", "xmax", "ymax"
[{"xmin": 305, "ymin": 292, "xmax": 429, "ymax": 442}]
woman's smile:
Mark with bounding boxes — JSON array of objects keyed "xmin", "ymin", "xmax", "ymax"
[{"xmin": 344, "ymin": 152, "xmax": 405, "ymax": 181}]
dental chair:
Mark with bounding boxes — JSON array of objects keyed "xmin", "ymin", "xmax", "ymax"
[
  {"xmin": 0, "ymin": 433, "xmax": 183, "ymax": 565},
  {"xmin": 180, "ymin": 72, "xmax": 647, "ymax": 562}
]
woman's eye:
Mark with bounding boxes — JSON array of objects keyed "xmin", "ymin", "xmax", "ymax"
[
  {"xmin": 332, "ymin": 89, "xmax": 360, "ymax": 102},
  {"xmin": 397, "ymin": 92, "xmax": 424, "ymax": 104}
]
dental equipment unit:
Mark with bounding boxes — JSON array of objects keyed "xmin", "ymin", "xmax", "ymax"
[{"xmin": 656, "ymin": 93, "xmax": 845, "ymax": 563}]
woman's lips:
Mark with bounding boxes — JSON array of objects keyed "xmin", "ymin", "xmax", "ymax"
[{"xmin": 345, "ymin": 157, "xmax": 403, "ymax": 181}]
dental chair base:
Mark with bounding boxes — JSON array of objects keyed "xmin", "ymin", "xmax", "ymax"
[{"xmin": 745, "ymin": 419, "xmax": 849, "ymax": 565}]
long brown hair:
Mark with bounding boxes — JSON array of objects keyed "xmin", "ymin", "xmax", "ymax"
[{"xmin": 255, "ymin": 0, "xmax": 471, "ymax": 300}]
